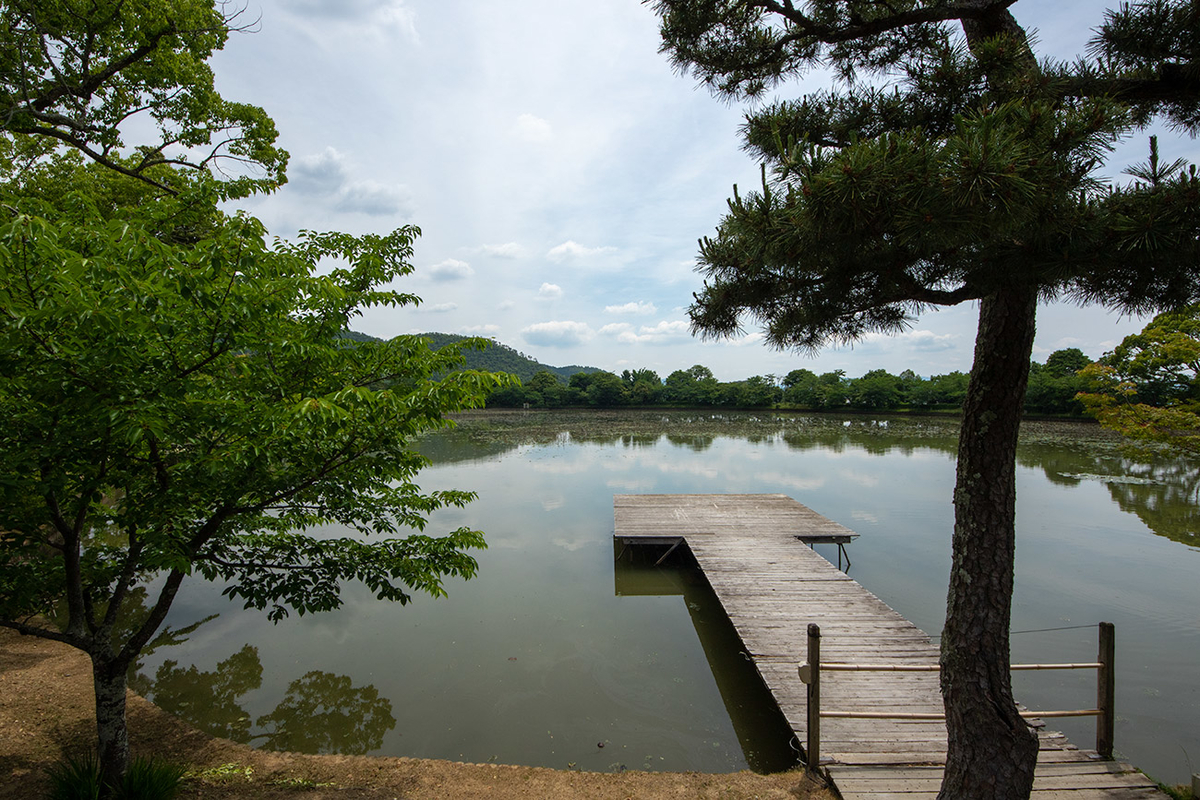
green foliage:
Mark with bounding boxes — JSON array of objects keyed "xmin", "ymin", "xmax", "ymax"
[
  {"xmin": 416, "ymin": 331, "xmax": 599, "ymax": 384},
  {"xmin": 1044, "ymin": 348, "xmax": 1091, "ymax": 378},
  {"xmin": 0, "ymin": 0, "xmax": 287, "ymax": 196},
  {"xmin": 663, "ymin": 364, "xmax": 722, "ymax": 406},
  {"xmin": 46, "ymin": 752, "xmax": 103, "ymax": 800},
  {"xmin": 850, "ymin": 369, "xmax": 903, "ymax": 410},
  {"xmin": 622, "ymin": 369, "xmax": 664, "ymax": 405},
  {"xmin": 1024, "ymin": 349, "xmax": 1095, "ymax": 415},
  {"xmin": 0, "ymin": 167, "xmax": 508, "ymax": 640},
  {"xmin": 114, "ymin": 758, "xmax": 187, "ymax": 800},
  {"xmin": 584, "ymin": 371, "xmax": 629, "ymax": 407},
  {"xmin": 1078, "ymin": 305, "xmax": 1200, "ymax": 454},
  {"xmin": 652, "ymin": 2, "xmax": 1200, "ymax": 793},
  {"xmin": 46, "ymin": 753, "xmax": 185, "ymax": 800}
]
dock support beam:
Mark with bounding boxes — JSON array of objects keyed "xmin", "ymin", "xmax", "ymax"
[
  {"xmin": 1096, "ymin": 621, "xmax": 1115, "ymax": 758},
  {"xmin": 804, "ymin": 623, "xmax": 821, "ymax": 772}
]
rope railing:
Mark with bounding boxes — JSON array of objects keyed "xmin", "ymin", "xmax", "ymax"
[
  {"xmin": 796, "ymin": 621, "xmax": 1116, "ymax": 773},
  {"xmin": 817, "ymin": 662, "xmax": 1104, "ymax": 672}
]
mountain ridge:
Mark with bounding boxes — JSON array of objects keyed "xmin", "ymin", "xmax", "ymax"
[{"xmin": 340, "ymin": 330, "xmax": 600, "ymax": 383}]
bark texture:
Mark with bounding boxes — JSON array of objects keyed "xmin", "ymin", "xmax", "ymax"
[
  {"xmin": 938, "ymin": 285, "xmax": 1040, "ymax": 799},
  {"xmin": 92, "ymin": 653, "xmax": 130, "ymax": 796}
]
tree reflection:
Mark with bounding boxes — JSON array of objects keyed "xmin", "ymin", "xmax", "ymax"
[
  {"xmin": 133, "ymin": 648, "xmax": 396, "ymax": 754},
  {"xmin": 422, "ymin": 410, "xmax": 1196, "ymax": 548},
  {"xmin": 131, "ymin": 645, "xmax": 262, "ymax": 743},
  {"xmin": 665, "ymin": 433, "xmax": 715, "ymax": 452},
  {"xmin": 1019, "ymin": 444, "xmax": 1200, "ymax": 547},
  {"xmin": 1103, "ymin": 458, "xmax": 1200, "ymax": 547},
  {"xmin": 255, "ymin": 671, "xmax": 395, "ymax": 754}
]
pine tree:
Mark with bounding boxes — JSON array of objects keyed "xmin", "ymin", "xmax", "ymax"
[{"xmin": 650, "ymin": 2, "xmax": 1200, "ymax": 797}]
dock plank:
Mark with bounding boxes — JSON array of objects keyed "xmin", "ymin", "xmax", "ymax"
[{"xmin": 613, "ymin": 494, "xmax": 1163, "ymax": 800}]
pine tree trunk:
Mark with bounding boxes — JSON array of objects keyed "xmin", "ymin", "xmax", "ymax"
[
  {"xmin": 92, "ymin": 654, "xmax": 130, "ymax": 796},
  {"xmin": 938, "ymin": 285, "xmax": 1040, "ymax": 800}
]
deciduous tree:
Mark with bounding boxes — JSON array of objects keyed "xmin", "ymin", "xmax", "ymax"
[
  {"xmin": 1, "ymin": 0, "xmax": 287, "ymax": 196},
  {"xmin": 0, "ymin": 170, "xmax": 508, "ymax": 791},
  {"xmin": 651, "ymin": 1, "xmax": 1200, "ymax": 796},
  {"xmin": 1078, "ymin": 305, "xmax": 1200, "ymax": 454}
]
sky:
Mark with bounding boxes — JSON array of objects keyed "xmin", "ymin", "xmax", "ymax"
[{"xmin": 208, "ymin": 0, "xmax": 1200, "ymax": 382}]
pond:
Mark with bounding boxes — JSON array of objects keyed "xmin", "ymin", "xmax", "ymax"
[{"xmin": 134, "ymin": 410, "xmax": 1200, "ymax": 786}]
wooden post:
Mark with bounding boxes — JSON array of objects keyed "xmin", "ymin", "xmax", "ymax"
[
  {"xmin": 807, "ymin": 623, "xmax": 821, "ymax": 771},
  {"xmin": 1096, "ymin": 621, "xmax": 1115, "ymax": 758}
]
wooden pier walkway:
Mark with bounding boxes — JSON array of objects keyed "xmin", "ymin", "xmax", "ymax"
[{"xmin": 613, "ymin": 494, "xmax": 1162, "ymax": 799}]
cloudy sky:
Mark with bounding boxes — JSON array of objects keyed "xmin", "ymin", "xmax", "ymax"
[{"xmin": 209, "ymin": 0, "xmax": 1200, "ymax": 381}]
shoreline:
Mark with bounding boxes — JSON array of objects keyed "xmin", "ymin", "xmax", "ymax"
[{"xmin": 0, "ymin": 627, "xmax": 829, "ymax": 799}]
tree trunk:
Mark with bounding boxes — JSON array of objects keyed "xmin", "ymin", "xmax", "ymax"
[
  {"xmin": 938, "ymin": 285, "xmax": 1040, "ymax": 800},
  {"xmin": 92, "ymin": 654, "xmax": 131, "ymax": 795}
]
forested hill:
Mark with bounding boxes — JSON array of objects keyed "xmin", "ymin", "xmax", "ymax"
[{"xmin": 341, "ymin": 330, "xmax": 600, "ymax": 383}]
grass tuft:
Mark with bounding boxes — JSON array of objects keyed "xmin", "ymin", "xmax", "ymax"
[
  {"xmin": 115, "ymin": 757, "xmax": 187, "ymax": 800},
  {"xmin": 44, "ymin": 753, "xmax": 187, "ymax": 800},
  {"xmin": 45, "ymin": 752, "xmax": 102, "ymax": 800}
]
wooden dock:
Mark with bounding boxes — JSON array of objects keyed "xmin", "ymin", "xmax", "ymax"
[{"xmin": 614, "ymin": 494, "xmax": 1162, "ymax": 799}]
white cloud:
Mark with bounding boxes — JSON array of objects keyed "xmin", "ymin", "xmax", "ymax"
[
  {"xmin": 753, "ymin": 471, "xmax": 827, "ymax": 492},
  {"xmin": 599, "ymin": 322, "xmax": 633, "ymax": 336},
  {"xmin": 546, "ymin": 240, "xmax": 617, "ymax": 262},
  {"xmin": 609, "ymin": 319, "xmax": 691, "ymax": 344},
  {"xmin": 605, "ymin": 301, "xmax": 657, "ymax": 315},
  {"xmin": 1033, "ymin": 337, "xmax": 1085, "ymax": 358},
  {"xmin": 538, "ymin": 282, "xmax": 563, "ymax": 299},
  {"xmin": 522, "ymin": 321, "xmax": 595, "ymax": 347},
  {"xmin": 496, "ymin": 300, "xmax": 516, "ymax": 311},
  {"xmin": 840, "ymin": 469, "xmax": 880, "ymax": 488},
  {"xmin": 335, "ymin": 180, "xmax": 411, "ymax": 216},
  {"xmin": 425, "ymin": 302, "xmax": 458, "ymax": 313},
  {"xmin": 859, "ymin": 329, "xmax": 958, "ymax": 353},
  {"xmin": 428, "ymin": 258, "xmax": 475, "ymax": 282},
  {"xmin": 281, "ymin": 0, "xmax": 418, "ymax": 40},
  {"xmin": 513, "ymin": 113, "xmax": 554, "ymax": 143},
  {"xmin": 290, "ymin": 147, "xmax": 348, "ymax": 195},
  {"xmin": 715, "ymin": 332, "xmax": 767, "ymax": 348},
  {"xmin": 477, "ymin": 242, "xmax": 526, "ymax": 259},
  {"xmin": 289, "ymin": 149, "xmax": 411, "ymax": 217},
  {"xmin": 902, "ymin": 330, "xmax": 958, "ymax": 352},
  {"xmin": 460, "ymin": 324, "xmax": 500, "ymax": 335}
]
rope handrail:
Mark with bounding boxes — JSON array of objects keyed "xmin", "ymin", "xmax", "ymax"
[
  {"xmin": 797, "ymin": 621, "xmax": 1116, "ymax": 775},
  {"xmin": 819, "ymin": 708, "xmax": 1102, "ymax": 720},
  {"xmin": 818, "ymin": 661, "xmax": 1103, "ymax": 672}
]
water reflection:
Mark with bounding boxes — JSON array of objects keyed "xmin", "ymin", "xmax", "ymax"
[
  {"xmin": 613, "ymin": 547, "xmax": 799, "ymax": 773},
  {"xmin": 1020, "ymin": 443, "xmax": 1200, "ymax": 546},
  {"xmin": 139, "ymin": 410, "xmax": 1196, "ymax": 785},
  {"xmin": 131, "ymin": 646, "xmax": 262, "ymax": 743},
  {"xmin": 431, "ymin": 410, "xmax": 1195, "ymax": 549},
  {"xmin": 257, "ymin": 671, "xmax": 395, "ymax": 754},
  {"xmin": 132, "ymin": 646, "xmax": 396, "ymax": 755}
]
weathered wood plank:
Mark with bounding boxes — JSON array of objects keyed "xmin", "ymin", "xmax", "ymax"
[{"xmin": 613, "ymin": 495, "xmax": 1162, "ymax": 800}]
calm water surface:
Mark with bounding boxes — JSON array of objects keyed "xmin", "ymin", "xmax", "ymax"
[{"xmin": 136, "ymin": 411, "xmax": 1199, "ymax": 785}]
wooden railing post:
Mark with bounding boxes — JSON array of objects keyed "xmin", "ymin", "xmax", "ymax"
[
  {"xmin": 1097, "ymin": 621, "xmax": 1115, "ymax": 758},
  {"xmin": 807, "ymin": 623, "xmax": 821, "ymax": 771}
]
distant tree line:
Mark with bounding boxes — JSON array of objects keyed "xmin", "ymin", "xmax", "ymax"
[{"xmin": 484, "ymin": 348, "xmax": 1096, "ymax": 416}]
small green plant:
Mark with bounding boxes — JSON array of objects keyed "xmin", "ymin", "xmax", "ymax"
[
  {"xmin": 45, "ymin": 753, "xmax": 186, "ymax": 800},
  {"xmin": 115, "ymin": 757, "xmax": 186, "ymax": 800},
  {"xmin": 186, "ymin": 763, "xmax": 254, "ymax": 784},
  {"xmin": 46, "ymin": 752, "xmax": 102, "ymax": 800},
  {"xmin": 266, "ymin": 777, "xmax": 335, "ymax": 789},
  {"xmin": 1156, "ymin": 782, "xmax": 1194, "ymax": 800}
]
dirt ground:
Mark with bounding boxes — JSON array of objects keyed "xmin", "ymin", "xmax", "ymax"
[{"xmin": 0, "ymin": 628, "xmax": 832, "ymax": 799}]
